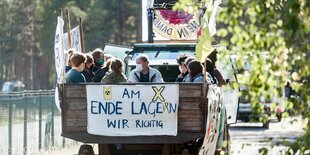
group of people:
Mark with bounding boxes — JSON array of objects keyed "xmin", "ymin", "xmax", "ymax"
[
  {"xmin": 175, "ymin": 49, "xmax": 225, "ymax": 86},
  {"xmin": 65, "ymin": 48, "xmax": 225, "ymax": 87},
  {"xmin": 65, "ymin": 48, "xmax": 125, "ymax": 83}
]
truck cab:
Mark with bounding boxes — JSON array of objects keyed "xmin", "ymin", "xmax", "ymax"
[{"xmin": 124, "ymin": 43, "xmax": 195, "ymax": 82}]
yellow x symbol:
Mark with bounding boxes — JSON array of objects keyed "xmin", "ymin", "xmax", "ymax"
[{"xmin": 152, "ymin": 86, "xmax": 165, "ymax": 102}]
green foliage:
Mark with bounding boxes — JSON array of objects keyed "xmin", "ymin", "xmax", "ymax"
[{"xmin": 174, "ymin": 0, "xmax": 309, "ymax": 153}]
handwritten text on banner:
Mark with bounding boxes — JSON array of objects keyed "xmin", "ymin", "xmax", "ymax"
[{"xmin": 86, "ymin": 85, "xmax": 179, "ymax": 136}]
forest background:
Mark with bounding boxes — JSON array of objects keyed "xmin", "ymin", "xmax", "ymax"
[{"xmin": 0, "ymin": 0, "xmax": 142, "ymax": 89}]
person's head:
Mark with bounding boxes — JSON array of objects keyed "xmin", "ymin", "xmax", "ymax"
[
  {"xmin": 205, "ymin": 58, "xmax": 214, "ymax": 72},
  {"xmin": 184, "ymin": 57, "xmax": 196, "ymax": 71},
  {"xmin": 104, "ymin": 54, "xmax": 115, "ymax": 62},
  {"xmin": 84, "ymin": 54, "xmax": 94, "ymax": 70},
  {"xmin": 176, "ymin": 55, "xmax": 189, "ymax": 73},
  {"xmin": 135, "ymin": 54, "xmax": 149, "ymax": 72},
  {"xmin": 103, "ymin": 58, "xmax": 113, "ymax": 70},
  {"xmin": 67, "ymin": 48, "xmax": 76, "ymax": 67},
  {"xmin": 70, "ymin": 53, "xmax": 86, "ymax": 72},
  {"xmin": 92, "ymin": 48, "xmax": 105, "ymax": 66},
  {"xmin": 207, "ymin": 49, "xmax": 218, "ymax": 63},
  {"xmin": 188, "ymin": 60, "xmax": 203, "ymax": 77},
  {"xmin": 110, "ymin": 58, "xmax": 124, "ymax": 75}
]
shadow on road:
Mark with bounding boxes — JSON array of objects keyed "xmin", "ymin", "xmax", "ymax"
[{"xmin": 230, "ymin": 126, "xmax": 268, "ymax": 132}]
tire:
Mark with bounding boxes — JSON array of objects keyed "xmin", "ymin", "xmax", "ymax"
[
  {"xmin": 220, "ymin": 111, "xmax": 230, "ymax": 155},
  {"xmin": 78, "ymin": 144, "xmax": 94, "ymax": 155},
  {"xmin": 222, "ymin": 123, "xmax": 230, "ymax": 155},
  {"xmin": 262, "ymin": 120, "xmax": 270, "ymax": 129},
  {"xmin": 276, "ymin": 113, "xmax": 282, "ymax": 122}
]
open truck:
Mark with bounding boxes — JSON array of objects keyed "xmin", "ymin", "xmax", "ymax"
[{"xmin": 58, "ymin": 0, "xmax": 239, "ymax": 154}]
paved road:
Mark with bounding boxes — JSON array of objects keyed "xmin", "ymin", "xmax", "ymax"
[{"xmin": 229, "ymin": 116, "xmax": 306, "ymax": 155}]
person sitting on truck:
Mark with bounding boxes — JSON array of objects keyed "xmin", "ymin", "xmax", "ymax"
[
  {"xmin": 101, "ymin": 58, "xmax": 127, "ymax": 83},
  {"xmin": 92, "ymin": 49, "xmax": 116, "ymax": 82},
  {"xmin": 188, "ymin": 60, "xmax": 215, "ymax": 83},
  {"xmin": 92, "ymin": 48, "xmax": 108, "ymax": 82},
  {"xmin": 93, "ymin": 57, "xmax": 113, "ymax": 82},
  {"xmin": 91, "ymin": 48, "xmax": 105, "ymax": 73},
  {"xmin": 128, "ymin": 54, "xmax": 164, "ymax": 83},
  {"xmin": 65, "ymin": 48, "xmax": 75, "ymax": 73},
  {"xmin": 188, "ymin": 60, "xmax": 204, "ymax": 82},
  {"xmin": 207, "ymin": 49, "xmax": 226, "ymax": 86},
  {"xmin": 175, "ymin": 55, "xmax": 189, "ymax": 82},
  {"xmin": 65, "ymin": 52, "xmax": 86, "ymax": 83},
  {"xmin": 205, "ymin": 58, "xmax": 219, "ymax": 85},
  {"xmin": 182, "ymin": 57, "xmax": 196, "ymax": 82},
  {"xmin": 81, "ymin": 53, "xmax": 95, "ymax": 82}
]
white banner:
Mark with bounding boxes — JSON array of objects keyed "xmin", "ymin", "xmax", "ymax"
[
  {"xmin": 54, "ymin": 16, "xmax": 65, "ymax": 84},
  {"xmin": 153, "ymin": 10, "xmax": 200, "ymax": 40},
  {"xmin": 86, "ymin": 85, "xmax": 179, "ymax": 136},
  {"xmin": 63, "ymin": 26, "xmax": 81, "ymax": 52},
  {"xmin": 199, "ymin": 86, "xmax": 222, "ymax": 155}
]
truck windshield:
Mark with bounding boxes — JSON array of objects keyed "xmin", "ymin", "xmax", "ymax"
[{"xmin": 131, "ymin": 47, "xmax": 195, "ymax": 60}]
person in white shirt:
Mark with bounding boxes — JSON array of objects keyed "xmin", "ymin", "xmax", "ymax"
[{"xmin": 128, "ymin": 54, "xmax": 164, "ymax": 83}]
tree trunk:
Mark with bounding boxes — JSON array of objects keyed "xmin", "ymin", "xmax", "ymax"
[{"xmin": 24, "ymin": 0, "xmax": 35, "ymax": 89}]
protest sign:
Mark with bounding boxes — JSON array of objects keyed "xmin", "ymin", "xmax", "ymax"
[
  {"xmin": 63, "ymin": 26, "xmax": 81, "ymax": 52},
  {"xmin": 86, "ymin": 85, "xmax": 179, "ymax": 136}
]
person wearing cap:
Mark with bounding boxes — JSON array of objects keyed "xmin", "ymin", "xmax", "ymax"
[{"xmin": 128, "ymin": 54, "xmax": 164, "ymax": 83}]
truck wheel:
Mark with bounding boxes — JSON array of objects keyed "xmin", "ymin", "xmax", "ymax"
[
  {"xmin": 78, "ymin": 144, "xmax": 94, "ymax": 155},
  {"xmin": 222, "ymin": 123, "xmax": 230, "ymax": 155},
  {"xmin": 262, "ymin": 120, "xmax": 270, "ymax": 129},
  {"xmin": 276, "ymin": 113, "xmax": 282, "ymax": 122}
]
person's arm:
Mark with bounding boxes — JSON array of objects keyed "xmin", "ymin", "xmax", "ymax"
[{"xmin": 213, "ymin": 69, "xmax": 225, "ymax": 86}]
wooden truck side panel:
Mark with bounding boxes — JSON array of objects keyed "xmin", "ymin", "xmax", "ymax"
[{"xmin": 59, "ymin": 83, "xmax": 208, "ymax": 144}]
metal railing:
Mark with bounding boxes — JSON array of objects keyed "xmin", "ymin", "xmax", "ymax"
[
  {"xmin": 0, "ymin": 90, "xmax": 75, "ymax": 155},
  {"xmin": 0, "ymin": 90, "xmax": 55, "ymax": 98}
]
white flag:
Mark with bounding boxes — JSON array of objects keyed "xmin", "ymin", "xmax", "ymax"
[
  {"xmin": 54, "ymin": 16, "xmax": 65, "ymax": 84},
  {"xmin": 208, "ymin": 0, "xmax": 222, "ymax": 37}
]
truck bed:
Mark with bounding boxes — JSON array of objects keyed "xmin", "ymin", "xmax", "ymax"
[{"xmin": 58, "ymin": 83, "xmax": 209, "ymax": 144}]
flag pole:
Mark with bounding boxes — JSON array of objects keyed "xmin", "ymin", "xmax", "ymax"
[
  {"xmin": 60, "ymin": 8, "xmax": 63, "ymax": 19},
  {"xmin": 60, "ymin": 8, "xmax": 66, "ymax": 84},
  {"xmin": 79, "ymin": 17, "xmax": 85, "ymax": 53},
  {"xmin": 66, "ymin": 9, "xmax": 72, "ymax": 49},
  {"xmin": 203, "ymin": 58, "xmax": 207, "ymax": 97}
]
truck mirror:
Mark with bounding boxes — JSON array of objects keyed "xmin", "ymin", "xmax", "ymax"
[{"xmin": 124, "ymin": 55, "xmax": 133, "ymax": 64}]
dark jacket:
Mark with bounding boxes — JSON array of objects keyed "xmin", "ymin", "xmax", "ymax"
[
  {"xmin": 92, "ymin": 67, "xmax": 108, "ymax": 82},
  {"xmin": 81, "ymin": 68, "xmax": 94, "ymax": 82}
]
